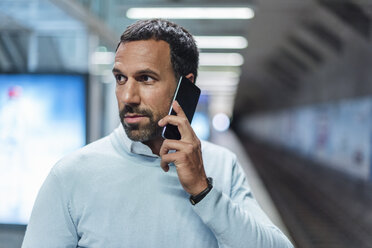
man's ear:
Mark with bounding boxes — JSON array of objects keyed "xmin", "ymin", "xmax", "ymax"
[{"xmin": 185, "ymin": 73, "xmax": 195, "ymax": 84}]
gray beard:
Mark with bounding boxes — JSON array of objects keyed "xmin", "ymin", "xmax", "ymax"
[
  {"xmin": 121, "ymin": 118, "xmax": 163, "ymax": 142},
  {"xmin": 119, "ymin": 101, "xmax": 171, "ymax": 142}
]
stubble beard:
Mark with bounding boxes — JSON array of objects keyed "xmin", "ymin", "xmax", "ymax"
[{"xmin": 119, "ymin": 105, "xmax": 168, "ymax": 142}]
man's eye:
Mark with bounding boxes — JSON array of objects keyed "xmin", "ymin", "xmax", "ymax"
[
  {"xmin": 138, "ymin": 75, "xmax": 154, "ymax": 83},
  {"xmin": 115, "ymin": 75, "xmax": 126, "ymax": 84}
]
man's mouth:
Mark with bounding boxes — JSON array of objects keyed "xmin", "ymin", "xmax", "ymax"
[{"xmin": 124, "ymin": 114, "xmax": 148, "ymax": 124}]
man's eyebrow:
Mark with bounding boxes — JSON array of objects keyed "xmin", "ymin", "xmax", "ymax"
[
  {"xmin": 136, "ymin": 69, "xmax": 160, "ymax": 77},
  {"xmin": 112, "ymin": 67, "xmax": 160, "ymax": 78},
  {"xmin": 112, "ymin": 67, "xmax": 121, "ymax": 74}
]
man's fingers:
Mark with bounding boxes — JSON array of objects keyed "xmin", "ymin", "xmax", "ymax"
[
  {"xmin": 160, "ymin": 152, "xmax": 177, "ymax": 172},
  {"xmin": 172, "ymin": 101, "xmax": 187, "ymax": 118},
  {"xmin": 159, "ymin": 139, "xmax": 190, "ymax": 172},
  {"xmin": 158, "ymin": 101, "xmax": 198, "ymax": 141},
  {"xmin": 159, "ymin": 116, "xmax": 191, "ymax": 137},
  {"xmin": 160, "ymin": 162, "xmax": 169, "ymax": 172},
  {"xmin": 159, "ymin": 139, "xmax": 188, "ymax": 156}
]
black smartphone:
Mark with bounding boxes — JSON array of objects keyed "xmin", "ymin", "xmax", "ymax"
[{"xmin": 162, "ymin": 76, "xmax": 201, "ymax": 140}]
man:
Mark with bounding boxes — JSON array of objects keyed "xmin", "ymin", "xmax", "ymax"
[{"xmin": 22, "ymin": 19, "xmax": 293, "ymax": 248}]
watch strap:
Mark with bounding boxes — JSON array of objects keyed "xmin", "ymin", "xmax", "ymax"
[{"xmin": 189, "ymin": 177, "xmax": 213, "ymax": 205}]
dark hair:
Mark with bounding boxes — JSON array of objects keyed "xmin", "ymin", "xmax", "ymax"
[{"xmin": 117, "ymin": 19, "xmax": 199, "ymax": 81}]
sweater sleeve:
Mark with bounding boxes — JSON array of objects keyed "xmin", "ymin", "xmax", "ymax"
[
  {"xmin": 22, "ymin": 168, "xmax": 78, "ymax": 248},
  {"xmin": 192, "ymin": 159, "xmax": 294, "ymax": 248}
]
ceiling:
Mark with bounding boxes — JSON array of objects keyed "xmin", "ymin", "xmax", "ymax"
[
  {"xmin": 0, "ymin": 0, "xmax": 371, "ymax": 120},
  {"xmin": 235, "ymin": 0, "xmax": 372, "ymax": 116}
]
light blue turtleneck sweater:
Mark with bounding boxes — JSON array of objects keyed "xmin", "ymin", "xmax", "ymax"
[{"xmin": 22, "ymin": 125, "xmax": 293, "ymax": 248}]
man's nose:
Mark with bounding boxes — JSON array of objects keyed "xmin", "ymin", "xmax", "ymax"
[{"xmin": 120, "ymin": 79, "xmax": 140, "ymax": 105}]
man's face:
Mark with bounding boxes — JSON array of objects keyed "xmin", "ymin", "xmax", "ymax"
[{"xmin": 113, "ymin": 39, "xmax": 177, "ymax": 142}]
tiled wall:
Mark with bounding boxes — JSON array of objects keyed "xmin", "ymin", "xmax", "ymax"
[{"xmin": 243, "ymin": 97, "xmax": 372, "ymax": 181}]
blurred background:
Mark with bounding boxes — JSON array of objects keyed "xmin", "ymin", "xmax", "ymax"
[{"xmin": 0, "ymin": 0, "xmax": 372, "ymax": 247}]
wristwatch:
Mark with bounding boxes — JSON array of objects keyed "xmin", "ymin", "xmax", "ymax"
[{"xmin": 189, "ymin": 177, "xmax": 213, "ymax": 205}]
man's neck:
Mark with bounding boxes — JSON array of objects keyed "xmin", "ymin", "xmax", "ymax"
[{"xmin": 142, "ymin": 136, "xmax": 164, "ymax": 156}]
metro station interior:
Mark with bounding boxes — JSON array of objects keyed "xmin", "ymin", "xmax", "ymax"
[{"xmin": 0, "ymin": 0, "xmax": 372, "ymax": 247}]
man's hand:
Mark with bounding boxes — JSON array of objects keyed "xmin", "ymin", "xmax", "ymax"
[{"xmin": 158, "ymin": 101, "xmax": 208, "ymax": 196}]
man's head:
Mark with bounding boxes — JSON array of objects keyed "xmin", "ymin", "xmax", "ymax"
[
  {"xmin": 113, "ymin": 19, "xmax": 199, "ymax": 143},
  {"xmin": 117, "ymin": 19, "xmax": 199, "ymax": 82}
]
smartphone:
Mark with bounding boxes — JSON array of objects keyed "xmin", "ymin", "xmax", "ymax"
[{"xmin": 162, "ymin": 76, "xmax": 201, "ymax": 140}]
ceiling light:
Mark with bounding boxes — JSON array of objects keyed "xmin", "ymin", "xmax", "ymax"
[
  {"xmin": 199, "ymin": 53, "xmax": 244, "ymax": 66},
  {"xmin": 197, "ymin": 71, "xmax": 240, "ymax": 88},
  {"xmin": 195, "ymin": 36, "xmax": 248, "ymax": 49},
  {"xmin": 126, "ymin": 7, "xmax": 254, "ymax": 20}
]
